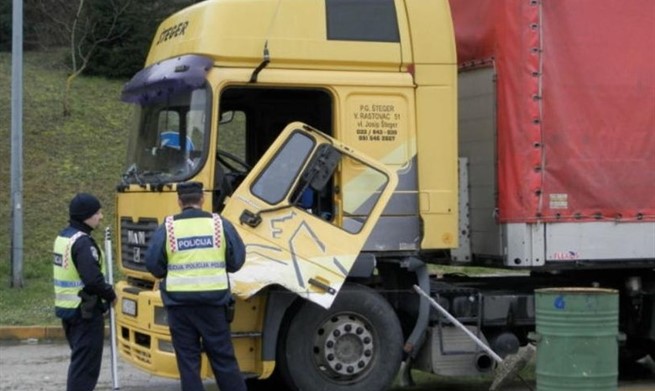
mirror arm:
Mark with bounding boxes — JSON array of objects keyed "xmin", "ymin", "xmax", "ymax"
[
  {"xmin": 239, "ymin": 210, "xmax": 262, "ymax": 227},
  {"xmin": 239, "ymin": 203, "xmax": 295, "ymax": 228}
]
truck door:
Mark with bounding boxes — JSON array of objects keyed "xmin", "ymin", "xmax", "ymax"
[{"xmin": 222, "ymin": 122, "xmax": 397, "ymax": 308}]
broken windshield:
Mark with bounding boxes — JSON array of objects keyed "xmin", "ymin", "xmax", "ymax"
[{"xmin": 119, "ymin": 55, "xmax": 212, "ymax": 185}]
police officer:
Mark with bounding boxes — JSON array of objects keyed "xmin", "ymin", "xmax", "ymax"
[
  {"xmin": 145, "ymin": 181, "xmax": 247, "ymax": 391},
  {"xmin": 53, "ymin": 193, "xmax": 117, "ymax": 391}
]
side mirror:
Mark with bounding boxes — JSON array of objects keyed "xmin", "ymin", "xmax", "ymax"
[
  {"xmin": 302, "ymin": 144, "xmax": 341, "ymax": 191},
  {"xmin": 219, "ymin": 111, "xmax": 235, "ymax": 124}
]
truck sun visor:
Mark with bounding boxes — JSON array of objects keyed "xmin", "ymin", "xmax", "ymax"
[{"xmin": 121, "ymin": 55, "xmax": 213, "ymax": 104}]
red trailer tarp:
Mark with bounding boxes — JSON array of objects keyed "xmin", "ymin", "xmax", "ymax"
[{"xmin": 450, "ymin": 0, "xmax": 655, "ymax": 223}]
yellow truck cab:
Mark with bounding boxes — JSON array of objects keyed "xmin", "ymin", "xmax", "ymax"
[{"xmin": 115, "ymin": 1, "xmax": 455, "ymax": 390}]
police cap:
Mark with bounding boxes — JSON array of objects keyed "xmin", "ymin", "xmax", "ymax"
[
  {"xmin": 177, "ymin": 181, "xmax": 203, "ymax": 196},
  {"xmin": 69, "ymin": 193, "xmax": 102, "ymax": 222}
]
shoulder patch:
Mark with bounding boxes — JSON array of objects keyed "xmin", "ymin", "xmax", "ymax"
[{"xmin": 90, "ymin": 246, "xmax": 99, "ymax": 262}]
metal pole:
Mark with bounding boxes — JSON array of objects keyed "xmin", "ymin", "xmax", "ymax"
[
  {"xmin": 10, "ymin": 0, "xmax": 24, "ymax": 288},
  {"xmin": 104, "ymin": 227, "xmax": 120, "ymax": 390},
  {"xmin": 412, "ymin": 285, "xmax": 503, "ymax": 364}
]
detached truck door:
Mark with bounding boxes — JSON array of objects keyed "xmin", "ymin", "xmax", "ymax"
[{"xmin": 222, "ymin": 122, "xmax": 397, "ymax": 309}]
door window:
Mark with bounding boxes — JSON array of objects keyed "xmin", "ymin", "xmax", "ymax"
[{"xmin": 251, "ymin": 132, "xmax": 316, "ymax": 205}]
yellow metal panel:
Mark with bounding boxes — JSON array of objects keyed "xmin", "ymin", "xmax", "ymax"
[
  {"xmin": 222, "ymin": 338, "xmax": 258, "ymax": 374},
  {"xmin": 147, "ymin": 0, "xmax": 401, "ymax": 71},
  {"xmin": 115, "ymin": 280, "xmax": 266, "ymax": 379},
  {"xmin": 340, "ymin": 89, "xmax": 415, "ymax": 167},
  {"xmin": 253, "ymin": 69, "xmax": 413, "ymax": 87},
  {"xmin": 116, "ymin": 189, "xmax": 179, "ymax": 219},
  {"xmin": 259, "ymin": 361, "xmax": 276, "ymax": 379},
  {"xmin": 423, "ymin": 214, "xmax": 459, "ymax": 248},
  {"xmin": 395, "ymin": 0, "xmax": 414, "ymax": 69},
  {"xmin": 114, "ymin": 281, "xmax": 181, "ymax": 378},
  {"xmin": 413, "ymin": 64, "xmax": 457, "ymax": 86},
  {"xmin": 404, "ymin": 0, "xmax": 456, "ymax": 65},
  {"xmin": 415, "ymin": 79, "xmax": 458, "ymax": 249}
]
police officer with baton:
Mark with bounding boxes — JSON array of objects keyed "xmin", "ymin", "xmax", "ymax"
[{"xmin": 53, "ymin": 193, "xmax": 117, "ymax": 391}]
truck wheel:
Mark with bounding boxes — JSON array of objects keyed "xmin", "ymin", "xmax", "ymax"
[{"xmin": 278, "ymin": 283, "xmax": 403, "ymax": 391}]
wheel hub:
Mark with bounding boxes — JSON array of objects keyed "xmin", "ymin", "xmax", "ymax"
[{"xmin": 314, "ymin": 314, "xmax": 375, "ymax": 378}]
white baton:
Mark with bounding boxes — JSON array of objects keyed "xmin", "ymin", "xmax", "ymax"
[{"xmin": 104, "ymin": 227, "xmax": 120, "ymax": 390}]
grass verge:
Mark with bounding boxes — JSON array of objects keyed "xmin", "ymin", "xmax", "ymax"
[{"xmin": 0, "ymin": 49, "xmax": 130, "ymax": 325}]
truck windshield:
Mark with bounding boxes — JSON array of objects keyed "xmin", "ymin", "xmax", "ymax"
[{"xmin": 119, "ymin": 55, "xmax": 212, "ymax": 185}]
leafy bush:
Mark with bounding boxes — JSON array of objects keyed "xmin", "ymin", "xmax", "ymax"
[
  {"xmin": 0, "ymin": 1, "xmax": 9, "ymax": 51},
  {"xmin": 83, "ymin": 0, "xmax": 204, "ymax": 78}
]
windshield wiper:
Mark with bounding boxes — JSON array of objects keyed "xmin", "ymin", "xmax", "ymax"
[
  {"xmin": 119, "ymin": 165, "xmax": 175, "ymax": 192},
  {"xmin": 122, "ymin": 163, "xmax": 145, "ymax": 187},
  {"xmin": 140, "ymin": 170, "xmax": 165, "ymax": 178},
  {"xmin": 139, "ymin": 170, "xmax": 176, "ymax": 192}
]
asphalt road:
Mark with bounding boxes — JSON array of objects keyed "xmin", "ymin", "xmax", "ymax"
[
  {"xmin": 0, "ymin": 340, "xmax": 653, "ymax": 391},
  {"xmin": 0, "ymin": 340, "xmax": 187, "ymax": 391}
]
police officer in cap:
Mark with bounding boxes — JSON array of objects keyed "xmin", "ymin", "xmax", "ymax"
[
  {"xmin": 145, "ymin": 181, "xmax": 247, "ymax": 391},
  {"xmin": 53, "ymin": 193, "xmax": 117, "ymax": 391}
]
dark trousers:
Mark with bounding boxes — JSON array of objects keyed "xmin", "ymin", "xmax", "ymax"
[
  {"xmin": 167, "ymin": 305, "xmax": 246, "ymax": 391},
  {"xmin": 62, "ymin": 314, "xmax": 105, "ymax": 391}
]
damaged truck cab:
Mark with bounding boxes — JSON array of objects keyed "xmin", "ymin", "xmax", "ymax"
[{"xmin": 115, "ymin": 1, "xmax": 452, "ymax": 389}]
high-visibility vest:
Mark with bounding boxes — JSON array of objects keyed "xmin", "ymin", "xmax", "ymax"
[
  {"xmin": 164, "ymin": 213, "xmax": 228, "ymax": 292},
  {"xmin": 53, "ymin": 231, "xmax": 105, "ymax": 309}
]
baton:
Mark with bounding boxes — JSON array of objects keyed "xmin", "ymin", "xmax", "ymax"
[{"xmin": 104, "ymin": 227, "xmax": 120, "ymax": 390}]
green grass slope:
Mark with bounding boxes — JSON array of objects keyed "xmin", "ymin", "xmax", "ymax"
[{"xmin": 0, "ymin": 50, "xmax": 131, "ymax": 325}]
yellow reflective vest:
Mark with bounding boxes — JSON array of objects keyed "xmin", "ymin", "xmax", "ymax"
[
  {"xmin": 53, "ymin": 231, "xmax": 105, "ymax": 310},
  {"xmin": 164, "ymin": 213, "xmax": 228, "ymax": 292}
]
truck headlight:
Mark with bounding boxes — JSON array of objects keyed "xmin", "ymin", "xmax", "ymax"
[
  {"xmin": 122, "ymin": 298, "xmax": 137, "ymax": 316},
  {"xmin": 154, "ymin": 306, "xmax": 168, "ymax": 326},
  {"xmin": 158, "ymin": 339, "xmax": 175, "ymax": 353}
]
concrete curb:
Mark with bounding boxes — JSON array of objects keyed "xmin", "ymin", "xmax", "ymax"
[
  {"xmin": 0, "ymin": 326, "xmax": 110, "ymax": 341},
  {"xmin": 0, "ymin": 326, "xmax": 65, "ymax": 340}
]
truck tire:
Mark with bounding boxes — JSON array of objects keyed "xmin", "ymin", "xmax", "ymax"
[{"xmin": 278, "ymin": 283, "xmax": 403, "ymax": 391}]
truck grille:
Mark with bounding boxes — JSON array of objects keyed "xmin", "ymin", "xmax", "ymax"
[{"xmin": 120, "ymin": 217, "xmax": 159, "ymax": 272}]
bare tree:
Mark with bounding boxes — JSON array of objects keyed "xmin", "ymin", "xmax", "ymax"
[{"xmin": 37, "ymin": 0, "xmax": 131, "ymax": 116}]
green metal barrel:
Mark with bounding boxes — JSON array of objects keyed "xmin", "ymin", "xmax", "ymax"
[{"xmin": 535, "ymin": 287, "xmax": 619, "ymax": 391}]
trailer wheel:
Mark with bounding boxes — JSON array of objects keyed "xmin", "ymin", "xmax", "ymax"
[{"xmin": 278, "ymin": 283, "xmax": 403, "ymax": 391}]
